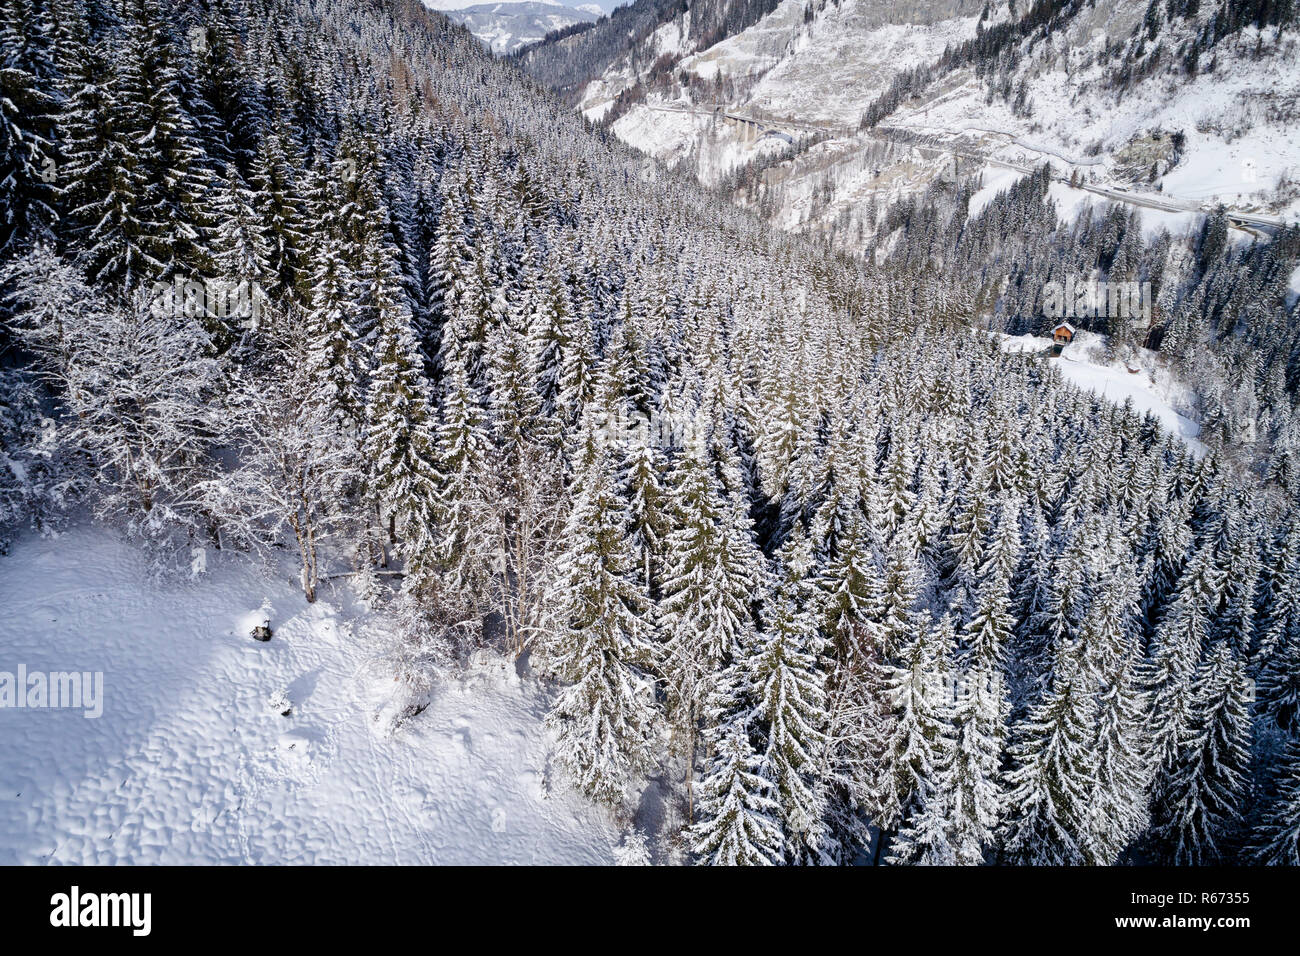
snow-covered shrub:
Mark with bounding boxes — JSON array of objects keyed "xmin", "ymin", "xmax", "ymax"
[
  {"xmin": 613, "ymin": 828, "xmax": 653, "ymax": 866},
  {"xmin": 368, "ymin": 590, "xmax": 456, "ymax": 737},
  {"xmin": 352, "ymin": 563, "xmax": 386, "ymax": 610},
  {"xmin": 267, "ymin": 688, "xmax": 292, "ymax": 717},
  {"xmin": 0, "ymin": 367, "xmax": 75, "ymax": 550},
  {"xmin": 5, "ymin": 247, "xmax": 225, "ymax": 555},
  {"xmin": 203, "ymin": 312, "xmax": 360, "ymax": 602}
]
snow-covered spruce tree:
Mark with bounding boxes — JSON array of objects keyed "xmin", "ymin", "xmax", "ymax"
[
  {"xmin": 544, "ymin": 416, "xmax": 659, "ymax": 805},
  {"xmin": 939, "ymin": 651, "xmax": 1007, "ymax": 865},
  {"xmin": 341, "ymin": 154, "xmax": 410, "ymax": 347},
  {"xmin": 816, "ymin": 512, "xmax": 887, "ymax": 855},
  {"xmin": 961, "ymin": 505, "xmax": 1019, "ymax": 671},
  {"xmin": 875, "ymin": 534, "xmax": 926, "ymax": 663},
  {"xmin": 1147, "ymin": 542, "xmax": 1221, "ymax": 771},
  {"xmin": 877, "ymin": 429, "xmax": 916, "ymax": 537},
  {"xmin": 187, "ymin": 0, "xmax": 261, "ymax": 176},
  {"xmin": 433, "ymin": 345, "xmax": 495, "ymax": 614},
  {"xmin": 303, "ymin": 198, "xmax": 364, "ymax": 437},
  {"xmin": 112, "ymin": 0, "xmax": 212, "ymax": 283},
  {"xmin": 1000, "ymin": 636, "xmax": 1098, "ymax": 865},
  {"xmin": 527, "ymin": 272, "xmax": 573, "ymax": 420},
  {"xmin": 1149, "ymin": 641, "xmax": 1253, "ymax": 864},
  {"xmin": 818, "ymin": 514, "xmax": 880, "ymax": 658},
  {"xmin": 1142, "ymin": 480, "xmax": 1194, "ymax": 625},
  {"xmin": 54, "ymin": 19, "xmax": 153, "ymax": 287},
  {"xmin": 657, "ymin": 422, "xmax": 765, "ymax": 820},
  {"xmin": 1009, "ymin": 501, "xmax": 1054, "ymax": 698},
  {"xmin": 727, "ymin": 528, "xmax": 831, "ymax": 860},
  {"xmin": 1035, "ymin": 532, "xmax": 1091, "ymax": 660},
  {"xmin": 690, "ymin": 722, "xmax": 783, "ymax": 866},
  {"xmin": 903, "ymin": 452, "xmax": 945, "ymax": 570},
  {"xmin": 0, "ymin": 0, "xmax": 57, "ymax": 254},
  {"xmin": 1251, "ymin": 735, "xmax": 1300, "ymax": 866},
  {"xmin": 211, "ymin": 170, "xmax": 274, "ymax": 288},
  {"xmin": 249, "ymin": 130, "xmax": 308, "ymax": 301},
  {"xmin": 362, "ymin": 279, "xmax": 441, "ymax": 593},
  {"xmin": 875, "ymin": 604, "xmax": 951, "ymax": 853},
  {"xmin": 1082, "ymin": 569, "xmax": 1154, "ymax": 864},
  {"xmin": 442, "ymin": 220, "xmax": 499, "ymax": 393},
  {"xmin": 484, "ymin": 293, "xmax": 566, "ymax": 655},
  {"xmin": 887, "ymin": 614, "xmax": 960, "ymax": 865},
  {"xmin": 205, "ymin": 169, "xmax": 275, "ymax": 352},
  {"xmin": 1255, "ymin": 526, "xmax": 1300, "ymax": 733},
  {"xmin": 944, "ymin": 461, "xmax": 992, "ymax": 616},
  {"xmin": 427, "ymin": 170, "xmax": 473, "ymax": 349},
  {"xmin": 622, "ymin": 418, "xmax": 670, "ymax": 596},
  {"xmin": 486, "ymin": 294, "xmax": 546, "ymax": 485},
  {"xmin": 807, "ymin": 407, "xmax": 864, "ymax": 564},
  {"xmin": 1210, "ymin": 507, "xmax": 1260, "ymax": 656},
  {"xmin": 607, "ymin": 298, "xmax": 656, "ymax": 420},
  {"xmin": 1257, "ymin": 619, "xmax": 1300, "ymax": 737},
  {"xmin": 755, "ymin": 373, "xmax": 811, "ymax": 541},
  {"xmin": 556, "ymin": 302, "xmax": 597, "ymax": 437}
]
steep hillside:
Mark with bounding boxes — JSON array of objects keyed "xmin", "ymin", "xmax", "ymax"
[
  {"xmin": 440, "ymin": 1, "xmax": 599, "ymax": 54},
  {"xmin": 512, "ymin": 0, "xmax": 790, "ymax": 97},
  {"xmin": 511, "ymin": 0, "xmax": 689, "ymax": 96},
  {"xmin": 3, "ymin": 0, "xmax": 1300, "ymax": 868},
  {"xmin": 523, "ymin": 0, "xmax": 1300, "ymax": 247}
]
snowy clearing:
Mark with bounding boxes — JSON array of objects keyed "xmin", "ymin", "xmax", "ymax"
[
  {"xmin": 0, "ymin": 527, "xmax": 618, "ymax": 865},
  {"xmin": 998, "ymin": 330, "xmax": 1205, "ymax": 453}
]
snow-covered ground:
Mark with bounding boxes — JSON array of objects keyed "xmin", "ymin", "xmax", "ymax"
[
  {"xmin": 611, "ymin": 105, "xmax": 798, "ymax": 185},
  {"xmin": 999, "ymin": 329, "xmax": 1205, "ymax": 454},
  {"xmin": 683, "ymin": 1, "xmax": 982, "ymax": 126},
  {"xmin": 0, "ymin": 526, "xmax": 620, "ymax": 864}
]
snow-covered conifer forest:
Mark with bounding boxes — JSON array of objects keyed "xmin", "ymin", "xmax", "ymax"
[{"xmin": 0, "ymin": 0, "xmax": 1298, "ymax": 867}]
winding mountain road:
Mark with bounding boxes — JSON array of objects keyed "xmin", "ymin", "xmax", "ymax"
[{"xmin": 643, "ymin": 102, "xmax": 1289, "ymax": 235}]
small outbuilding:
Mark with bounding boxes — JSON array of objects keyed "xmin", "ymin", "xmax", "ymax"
[{"xmin": 1050, "ymin": 322, "xmax": 1076, "ymax": 356}]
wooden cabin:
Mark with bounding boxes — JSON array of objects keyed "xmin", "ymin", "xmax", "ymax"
[{"xmin": 1050, "ymin": 322, "xmax": 1076, "ymax": 357}]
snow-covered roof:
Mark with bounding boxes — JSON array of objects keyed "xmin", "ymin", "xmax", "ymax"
[{"xmin": 1053, "ymin": 322, "xmax": 1077, "ymax": 335}]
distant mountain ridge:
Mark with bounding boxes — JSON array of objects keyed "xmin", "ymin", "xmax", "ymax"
[{"xmin": 439, "ymin": 1, "xmax": 600, "ymax": 54}]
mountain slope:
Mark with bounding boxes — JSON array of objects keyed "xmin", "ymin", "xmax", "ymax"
[
  {"xmin": 2, "ymin": 0, "xmax": 1299, "ymax": 868},
  {"xmin": 441, "ymin": 1, "xmax": 599, "ymax": 54},
  {"xmin": 523, "ymin": 0, "xmax": 1300, "ymax": 246}
]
